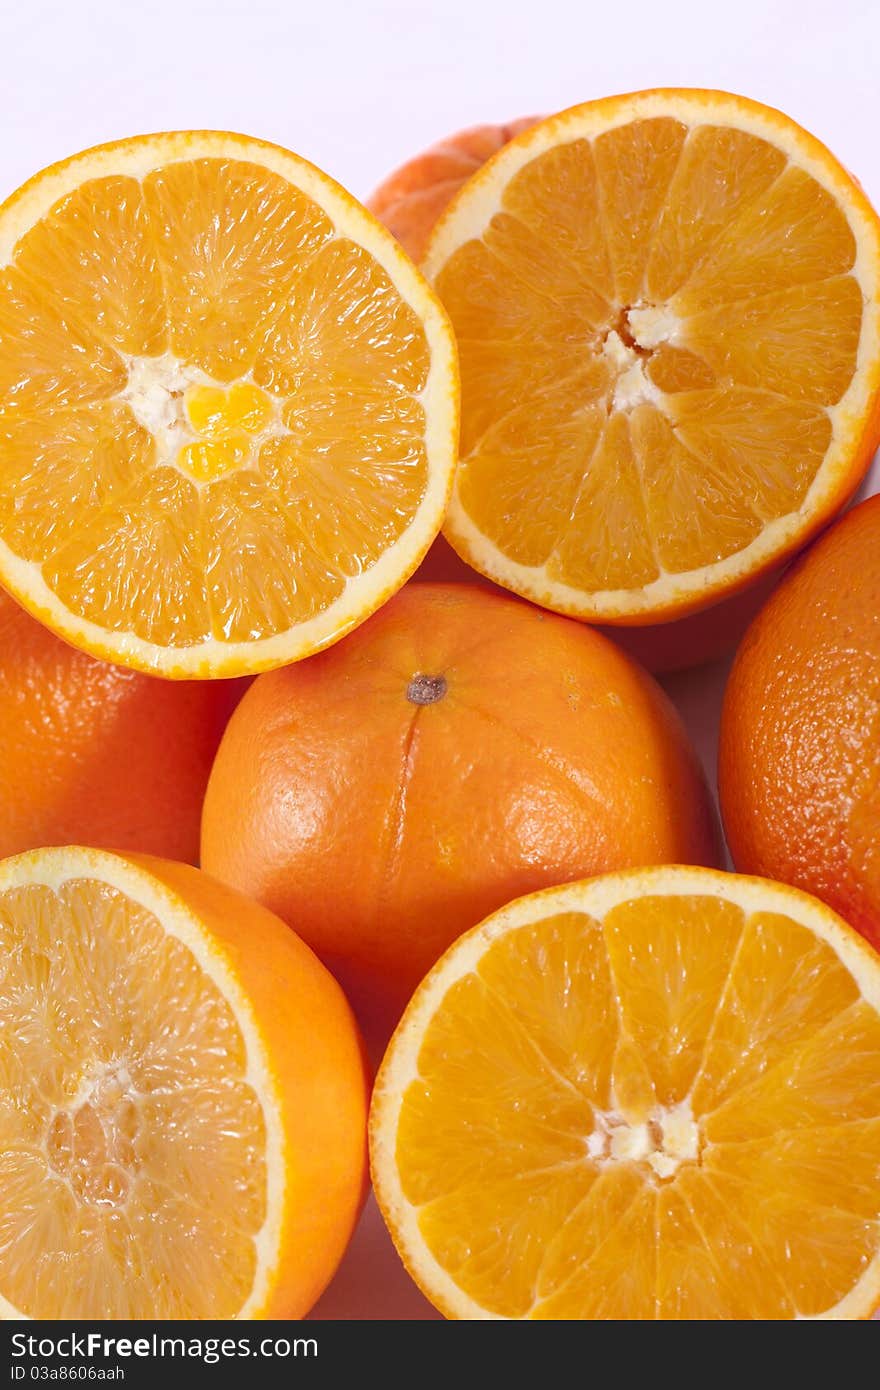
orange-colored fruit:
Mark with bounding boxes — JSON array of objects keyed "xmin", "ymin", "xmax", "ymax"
[
  {"xmin": 0, "ymin": 846, "xmax": 368, "ymax": 1319},
  {"xmin": 201, "ymin": 584, "xmax": 718, "ymax": 1032},
  {"xmin": 0, "ymin": 131, "xmax": 458, "ymax": 677},
  {"xmin": 377, "ymin": 109, "xmax": 787, "ymax": 671},
  {"xmin": 720, "ymin": 495, "xmax": 880, "ymax": 952},
  {"xmin": 424, "ymin": 90, "xmax": 880, "ymax": 625},
  {"xmin": 368, "ymin": 118, "xmax": 539, "ymax": 263},
  {"xmin": 371, "ymin": 865, "xmax": 880, "ymax": 1320},
  {"xmin": 0, "ymin": 587, "xmax": 242, "ymax": 862}
]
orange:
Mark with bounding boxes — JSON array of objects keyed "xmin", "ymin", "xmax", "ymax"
[
  {"xmin": 424, "ymin": 90, "xmax": 880, "ymax": 625},
  {"xmin": 201, "ymin": 583, "xmax": 718, "ymax": 1033},
  {"xmin": 378, "ymin": 116, "xmax": 777, "ymax": 672},
  {"xmin": 371, "ymin": 865, "xmax": 880, "ymax": 1320},
  {"xmin": 0, "ymin": 845, "xmax": 368, "ymax": 1319},
  {"xmin": 368, "ymin": 118, "xmax": 539, "ymax": 263},
  {"xmin": 720, "ymin": 494, "xmax": 880, "ymax": 952},
  {"xmin": 0, "ymin": 588, "xmax": 244, "ymax": 862},
  {"xmin": 0, "ymin": 131, "xmax": 458, "ymax": 677}
]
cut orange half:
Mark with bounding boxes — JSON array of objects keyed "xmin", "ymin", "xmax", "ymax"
[
  {"xmin": 371, "ymin": 865, "xmax": 880, "ymax": 1319},
  {"xmin": 0, "ymin": 132, "xmax": 458, "ymax": 676},
  {"xmin": 0, "ymin": 847, "xmax": 368, "ymax": 1318},
  {"xmin": 424, "ymin": 90, "xmax": 880, "ymax": 622}
]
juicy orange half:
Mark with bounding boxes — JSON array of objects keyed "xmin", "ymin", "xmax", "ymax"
[
  {"xmin": 0, "ymin": 847, "xmax": 368, "ymax": 1319},
  {"xmin": 371, "ymin": 866, "xmax": 880, "ymax": 1319},
  {"xmin": 0, "ymin": 132, "xmax": 458, "ymax": 676},
  {"xmin": 424, "ymin": 90, "xmax": 880, "ymax": 622}
]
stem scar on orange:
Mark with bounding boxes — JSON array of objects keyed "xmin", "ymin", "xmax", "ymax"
[{"xmin": 201, "ymin": 583, "xmax": 718, "ymax": 1038}]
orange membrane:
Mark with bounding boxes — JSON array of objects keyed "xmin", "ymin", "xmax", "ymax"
[
  {"xmin": 394, "ymin": 894, "xmax": 880, "ymax": 1319},
  {"xmin": 435, "ymin": 119, "xmax": 861, "ymax": 590},
  {"xmin": 0, "ymin": 159, "xmax": 431, "ymax": 647},
  {"xmin": 0, "ymin": 877, "xmax": 266, "ymax": 1318}
]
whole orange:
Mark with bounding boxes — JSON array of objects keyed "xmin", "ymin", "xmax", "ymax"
[
  {"xmin": 202, "ymin": 584, "xmax": 718, "ymax": 1032},
  {"xmin": 0, "ymin": 587, "xmax": 242, "ymax": 862},
  {"xmin": 720, "ymin": 495, "xmax": 880, "ymax": 951}
]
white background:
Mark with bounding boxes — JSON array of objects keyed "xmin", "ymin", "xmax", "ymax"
[{"xmin": 4, "ymin": 0, "xmax": 879, "ymax": 1320}]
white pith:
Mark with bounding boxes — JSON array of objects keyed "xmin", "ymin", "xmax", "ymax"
[
  {"xmin": 371, "ymin": 864, "xmax": 880, "ymax": 1321},
  {"xmin": 423, "ymin": 91, "xmax": 880, "ymax": 621},
  {"xmin": 120, "ymin": 351, "xmax": 288, "ymax": 482},
  {"xmin": 601, "ymin": 328, "xmax": 663, "ymax": 411},
  {"xmin": 586, "ymin": 1098, "xmax": 701, "ymax": 1179}
]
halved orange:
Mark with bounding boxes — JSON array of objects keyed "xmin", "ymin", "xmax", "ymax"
[
  {"xmin": 0, "ymin": 132, "xmax": 458, "ymax": 677},
  {"xmin": 0, "ymin": 846, "xmax": 368, "ymax": 1318},
  {"xmin": 424, "ymin": 90, "xmax": 880, "ymax": 622},
  {"xmin": 371, "ymin": 865, "xmax": 880, "ymax": 1319}
]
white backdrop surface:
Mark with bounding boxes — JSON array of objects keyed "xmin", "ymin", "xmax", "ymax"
[{"xmin": 3, "ymin": 0, "xmax": 879, "ymax": 1321}]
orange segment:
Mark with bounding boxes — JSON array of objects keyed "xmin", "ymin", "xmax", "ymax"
[
  {"xmin": 457, "ymin": 394, "xmax": 606, "ymax": 569},
  {"xmin": 0, "ymin": 403, "xmax": 152, "ymax": 563},
  {"xmin": 547, "ymin": 411, "xmax": 658, "ymax": 590},
  {"xmin": 0, "ymin": 847, "xmax": 367, "ymax": 1320},
  {"xmin": 668, "ymin": 387, "xmax": 831, "ymax": 522},
  {"xmin": 0, "ymin": 132, "xmax": 457, "ymax": 677},
  {"xmin": 13, "ymin": 176, "xmax": 168, "ymax": 358},
  {"xmin": 645, "ymin": 125, "xmax": 786, "ymax": 300},
  {"xmin": 424, "ymin": 90, "xmax": 880, "ymax": 622},
  {"xmin": 0, "ymin": 267, "xmax": 125, "ymax": 414},
  {"xmin": 253, "ymin": 239, "xmax": 431, "ymax": 396},
  {"xmin": 592, "ymin": 116, "xmax": 687, "ymax": 303},
  {"xmin": 503, "ymin": 138, "xmax": 614, "ymax": 300},
  {"xmin": 676, "ymin": 164, "xmax": 856, "ymax": 310},
  {"xmin": 44, "ymin": 467, "xmax": 211, "ymax": 648},
  {"xmin": 141, "ymin": 158, "xmax": 333, "ymax": 382},
  {"xmin": 370, "ymin": 866, "xmax": 880, "ymax": 1320}
]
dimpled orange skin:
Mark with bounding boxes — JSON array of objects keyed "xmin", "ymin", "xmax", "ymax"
[
  {"xmin": 202, "ymin": 583, "xmax": 719, "ymax": 1034},
  {"xmin": 720, "ymin": 495, "xmax": 880, "ymax": 952},
  {"xmin": 0, "ymin": 587, "xmax": 245, "ymax": 862},
  {"xmin": 119, "ymin": 853, "xmax": 369, "ymax": 1318}
]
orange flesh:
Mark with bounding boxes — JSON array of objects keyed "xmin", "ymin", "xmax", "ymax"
[
  {"xmin": 0, "ymin": 877, "xmax": 266, "ymax": 1318},
  {"xmin": 0, "ymin": 161, "xmax": 431, "ymax": 648},
  {"xmin": 435, "ymin": 119, "xmax": 861, "ymax": 591},
  {"xmin": 395, "ymin": 894, "xmax": 880, "ymax": 1318}
]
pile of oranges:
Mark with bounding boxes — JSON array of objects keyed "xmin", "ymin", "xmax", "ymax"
[{"xmin": 0, "ymin": 91, "xmax": 878, "ymax": 1321}]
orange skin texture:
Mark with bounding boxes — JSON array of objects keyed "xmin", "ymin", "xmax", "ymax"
[
  {"xmin": 367, "ymin": 118, "xmax": 540, "ymax": 263},
  {"xmin": 202, "ymin": 583, "xmax": 719, "ymax": 1038},
  {"xmin": 121, "ymin": 853, "xmax": 369, "ymax": 1319},
  {"xmin": 720, "ymin": 495, "xmax": 880, "ymax": 952},
  {"xmin": 0, "ymin": 588, "xmax": 245, "ymax": 862}
]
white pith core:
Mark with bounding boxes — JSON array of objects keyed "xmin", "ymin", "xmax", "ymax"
[
  {"xmin": 119, "ymin": 351, "xmax": 288, "ymax": 479},
  {"xmin": 585, "ymin": 1098, "xmax": 701, "ymax": 1180},
  {"xmin": 601, "ymin": 304, "xmax": 680, "ymax": 412},
  {"xmin": 120, "ymin": 351, "xmax": 209, "ymax": 459}
]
